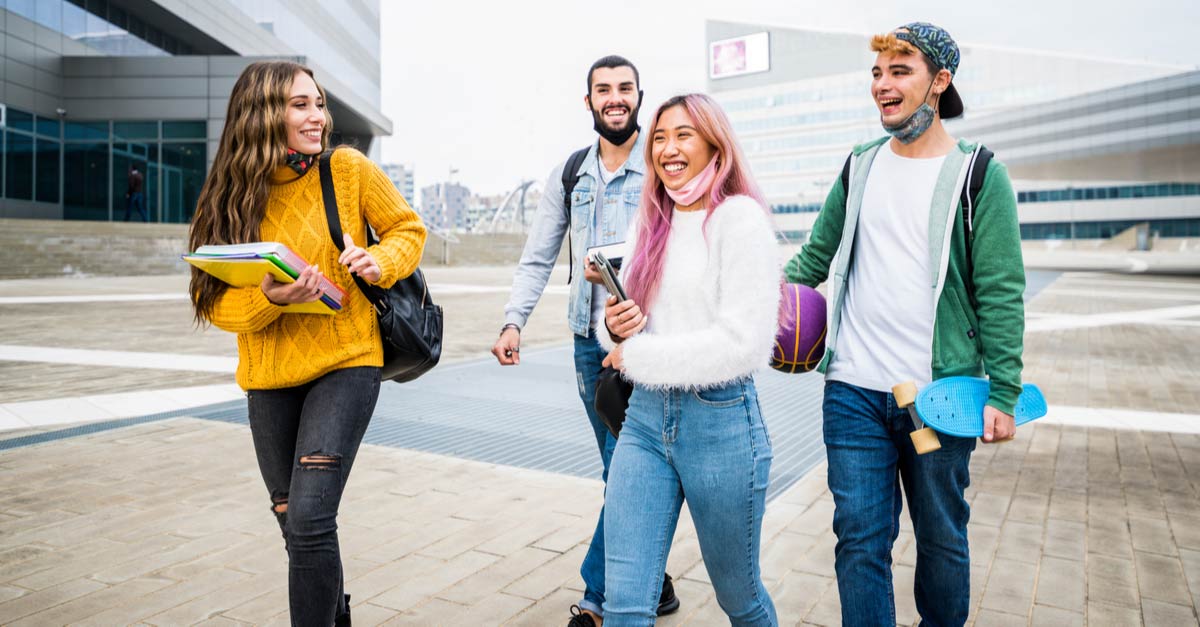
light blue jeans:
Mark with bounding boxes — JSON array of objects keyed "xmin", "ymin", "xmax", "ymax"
[
  {"xmin": 603, "ymin": 379, "xmax": 777, "ymax": 626},
  {"xmin": 573, "ymin": 331, "xmax": 617, "ymax": 616}
]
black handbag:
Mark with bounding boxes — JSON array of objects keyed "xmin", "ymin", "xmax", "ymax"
[
  {"xmin": 594, "ymin": 364, "xmax": 634, "ymax": 438},
  {"xmin": 318, "ymin": 151, "xmax": 443, "ymax": 383}
]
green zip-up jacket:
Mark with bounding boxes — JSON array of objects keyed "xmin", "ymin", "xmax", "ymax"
[{"xmin": 784, "ymin": 136, "xmax": 1026, "ymax": 415}]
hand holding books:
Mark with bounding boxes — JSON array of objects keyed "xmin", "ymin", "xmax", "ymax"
[
  {"xmin": 261, "ymin": 263, "xmax": 327, "ymax": 306},
  {"xmin": 584, "ymin": 242, "xmax": 625, "ymax": 286},
  {"xmin": 184, "ymin": 242, "xmax": 347, "ymax": 315}
]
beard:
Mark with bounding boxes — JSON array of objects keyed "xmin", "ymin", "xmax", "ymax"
[{"xmin": 589, "ymin": 91, "xmax": 642, "ymax": 145}]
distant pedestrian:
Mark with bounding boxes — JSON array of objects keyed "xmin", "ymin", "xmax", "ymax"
[
  {"xmin": 600, "ymin": 93, "xmax": 780, "ymax": 625},
  {"xmin": 187, "ymin": 60, "xmax": 426, "ymax": 626},
  {"xmin": 783, "ymin": 22, "xmax": 1026, "ymax": 626},
  {"xmin": 124, "ymin": 164, "xmax": 147, "ymax": 221}
]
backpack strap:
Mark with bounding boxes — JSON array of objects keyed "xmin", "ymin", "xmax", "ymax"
[
  {"xmin": 961, "ymin": 145, "xmax": 993, "ymax": 308},
  {"xmin": 839, "ymin": 152, "xmax": 852, "ymax": 195},
  {"xmin": 961, "ymin": 146, "xmax": 993, "ymax": 246},
  {"xmin": 318, "ymin": 150, "xmax": 387, "ymax": 313},
  {"xmin": 560, "ymin": 146, "xmax": 590, "ymax": 285}
]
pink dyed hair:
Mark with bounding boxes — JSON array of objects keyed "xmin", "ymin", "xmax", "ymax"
[{"xmin": 624, "ymin": 93, "xmax": 768, "ymax": 314}]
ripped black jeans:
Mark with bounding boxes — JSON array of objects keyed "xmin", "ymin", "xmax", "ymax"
[{"xmin": 247, "ymin": 366, "xmax": 381, "ymax": 626}]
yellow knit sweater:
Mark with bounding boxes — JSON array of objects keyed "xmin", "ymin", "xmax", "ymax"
[{"xmin": 208, "ymin": 148, "xmax": 427, "ymax": 390}]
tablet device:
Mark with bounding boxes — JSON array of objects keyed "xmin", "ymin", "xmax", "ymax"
[{"xmin": 592, "ymin": 251, "xmax": 627, "ymax": 302}]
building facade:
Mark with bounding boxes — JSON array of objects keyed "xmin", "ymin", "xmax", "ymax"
[
  {"xmin": 0, "ymin": 0, "xmax": 389, "ymax": 224},
  {"xmin": 420, "ymin": 181, "xmax": 470, "ymax": 232},
  {"xmin": 381, "ymin": 163, "xmax": 415, "ymax": 208},
  {"xmin": 705, "ymin": 21, "xmax": 1200, "ymax": 242}
]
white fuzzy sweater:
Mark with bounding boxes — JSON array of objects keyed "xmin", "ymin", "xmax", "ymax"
[{"xmin": 597, "ymin": 195, "xmax": 782, "ymax": 389}]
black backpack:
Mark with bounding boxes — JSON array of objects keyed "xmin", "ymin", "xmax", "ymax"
[
  {"xmin": 839, "ymin": 145, "xmax": 993, "ymax": 304},
  {"xmin": 559, "ymin": 147, "xmax": 591, "ymax": 283}
]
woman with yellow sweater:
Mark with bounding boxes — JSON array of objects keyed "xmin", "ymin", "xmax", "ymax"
[{"xmin": 187, "ymin": 61, "xmax": 426, "ymax": 626}]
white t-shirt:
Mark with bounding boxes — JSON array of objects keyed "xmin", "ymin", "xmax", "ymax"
[
  {"xmin": 827, "ymin": 142, "xmax": 945, "ymax": 392},
  {"xmin": 590, "ymin": 164, "xmax": 623, "ymax": 329}
]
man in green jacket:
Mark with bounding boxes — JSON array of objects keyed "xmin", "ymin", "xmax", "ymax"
[{"xmin": 784, "ymin": 22, "xmax": 1025, "ymax": 625}]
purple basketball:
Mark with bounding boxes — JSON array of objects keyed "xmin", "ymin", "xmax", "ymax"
[{"xmin": 770, "ymin": 283, "xmax": 827, "ymax": 374}]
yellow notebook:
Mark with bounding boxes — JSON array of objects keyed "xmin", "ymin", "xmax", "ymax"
[{"xmin": 184, "ymin": 256, "xmax": 338, "ymax": 315}]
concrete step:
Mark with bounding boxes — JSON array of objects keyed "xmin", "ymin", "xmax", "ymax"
[{"xmin": 0, "ymin": 219, "xmax": 558, "ymax": 279}]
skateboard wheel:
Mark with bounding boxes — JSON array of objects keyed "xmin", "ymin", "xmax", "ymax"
[
  {"xmin": 892, "ymin": 381, "xmax": 918, "ymax": 408},
  {"xmin": 910, "ymin": 427, "xmax": 942, "ymax": 454}
]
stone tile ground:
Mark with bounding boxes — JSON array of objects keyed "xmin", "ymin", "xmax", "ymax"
[
  {"xmin": 0, "ymin": 418, "xmax": 1196, "ymax": 625},
  {"xmin": 1, "ymin": 268, "xmax": 1199, "ymax": 624}
]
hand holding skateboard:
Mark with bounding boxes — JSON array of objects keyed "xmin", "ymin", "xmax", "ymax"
[{"xmin": 893, "ymin": 376, "xmax": 1048, "ymax": 454}]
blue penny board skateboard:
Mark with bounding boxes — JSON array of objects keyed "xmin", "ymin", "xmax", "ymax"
[{"xmin": 915, "ymin": 376, "xmax": 1048, "ymax": 438}]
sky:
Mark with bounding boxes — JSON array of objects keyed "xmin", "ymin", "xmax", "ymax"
[{"xmin": 378, "ymin": 0, "xmax": 1200, "ymax": 199}]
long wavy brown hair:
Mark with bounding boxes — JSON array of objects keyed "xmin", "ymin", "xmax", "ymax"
[{"xmin": 188, "ymin": 61, "xmax": 333, "ymax": 324}]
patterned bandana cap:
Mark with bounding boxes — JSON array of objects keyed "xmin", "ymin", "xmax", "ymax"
[
  {"xmin": 892, "ymin": 22, "xmax": 965, "ymax": 118},
  {"xmin": 894, "ymin": 22, "xmax": 959, "ymax": 74}
]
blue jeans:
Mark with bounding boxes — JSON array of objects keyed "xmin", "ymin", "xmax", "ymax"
[
  {"xmin": 573, "ymin": 331, "xmax": 618, "ymax": 616},
  {"xmin": 604, "ymin": 380, "xmax": 777, "ymax": 626},
  {"xmin": 124, "ymin": 192, "xmax": 147, "ymax": 221},
  {"xmin": 822, "ymin": 380, "xmax": 976, "ymax": 627},
  {"xmin": 247, "ymin": 366, "xmax": 381, "ymax": 626}
]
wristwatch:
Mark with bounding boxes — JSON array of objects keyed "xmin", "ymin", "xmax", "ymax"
[{"xmin": 500, "ymin": 323, "xmax": 521, "ymax": 336}]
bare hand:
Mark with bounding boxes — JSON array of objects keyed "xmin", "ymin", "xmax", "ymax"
[
  {"xmin": 583, "ymin": 260, "xmax": 605, "ymax": 285},
  {"xmin": 339, "ymin": 234, "xmax": 382, "ymax": 283},
  {"xmin": 605, "ymin": 295, "xmax": 647, "ymax": 340},
  {"xmin": 982, "ymin": 405, "xmax": 1016, "ymax": 443},
  {"xmin": 601, "ymin": 343, "xmax": 625, "ymax": 371},
  {"xmin": 261, "ymin": 264, "xmax": 324, "ymax": 305},
  {"xmin": 491, "ymin": 328, "xmax": 521, "ymax": 366}
]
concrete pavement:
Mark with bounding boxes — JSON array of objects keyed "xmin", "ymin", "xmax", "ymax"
[{"xmin": 0, "ymin": 265, "xmax": 1199, "ymax": 624}]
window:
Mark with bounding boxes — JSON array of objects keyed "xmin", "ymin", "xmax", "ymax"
[
  {"xmin": 7, "ymin": 109, "xmax": 34, "ymax": 133},
  {"xmin": 63, "ymin": 142, "xmax": 109, "ymax": 220},
  {"xmin": 5, "ymin": 132, "xmax": 33, "ymax": 201},
  {"xmin": 161, "ymin": 141, "xmax": 206, "ymax": 223},
  {"xmin": 36, "ymin": 116, "xmax": 62, "ymax": 139},
  {"xmin": 5, "ymin": 112, "xmax": 206, "ymax": 221},
  {"xmin": 162, "ymin": 121, "xmax": 206, "ymax": 139},
  {"xmin": 66, "ymin": 121, "xmax": 109, "ymax": 140},
  {"xmin": 114, "ymin": 121, "xmax": 158, "ymax": 140},
  {"xmin": 36, "ymin": 139, "xmax": 60, "ymax": 203}
]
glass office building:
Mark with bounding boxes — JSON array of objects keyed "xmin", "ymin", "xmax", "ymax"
[
  {"xmin": 2, "ymin": 106, "xmax": 206, "ymax": 223},
  {"xmin": 706, "ymin": 21, "xmax": 1200, "ymax": 242},
  {"xmin": 1, "ymin": 0, "xmax": 390, "ymax": 223}
]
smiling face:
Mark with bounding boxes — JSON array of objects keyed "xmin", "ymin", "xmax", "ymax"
[
  {"xmin": 586, "ymin": 65, "xmax": 639, "ymax": 135},
  {"xmin": 871, "ymin": 50, "xmax": 947, "ymax": 127},
  {"xmin": 651, "ymin": 105, "xmax": 717, "ymax": 193},
  {"xmin": 285, "ymin": 70, "xmax": 326, "ymax": 154}
]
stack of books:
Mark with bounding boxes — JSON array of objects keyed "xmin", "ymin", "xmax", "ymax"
[{"xmin": 183, "ymin": 243, "xmax": 347, "ymax": 315}]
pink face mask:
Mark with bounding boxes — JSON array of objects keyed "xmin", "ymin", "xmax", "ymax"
[{"xmin": 665, "ymin": 154, "xmax": 719, "ymax": 208}]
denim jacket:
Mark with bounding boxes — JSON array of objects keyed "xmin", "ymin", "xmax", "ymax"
[{"xmin": 504, "ymin": 133, "xmax": 645, "ymax": 337}]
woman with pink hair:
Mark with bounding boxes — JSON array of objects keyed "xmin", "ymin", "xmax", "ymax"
[{"xmin": 597, "ymin": 93, "xmax": 780, "ymax": 625}]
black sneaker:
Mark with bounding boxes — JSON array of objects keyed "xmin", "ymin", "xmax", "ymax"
[
  {"xmin": 657, "ymin": 573, "xmax": 680, "ymax": 616},
  {"xmin": 567, "ymin": 605, "xmax": 597, "ymax": 627}
]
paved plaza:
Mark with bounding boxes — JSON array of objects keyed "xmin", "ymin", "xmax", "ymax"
[{"xmin": 0, "ymin": 264, "xmax": 1199, "ymax": 625}]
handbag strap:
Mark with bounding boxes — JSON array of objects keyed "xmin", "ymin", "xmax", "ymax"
[{"xmin": 318, "ymin": 150, "xmax": 390, "ymax": 314}]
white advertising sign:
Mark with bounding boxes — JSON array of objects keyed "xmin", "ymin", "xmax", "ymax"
[{"xmin": 710, "ymin": 32, "xmax": 771, "ymax": 79}]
